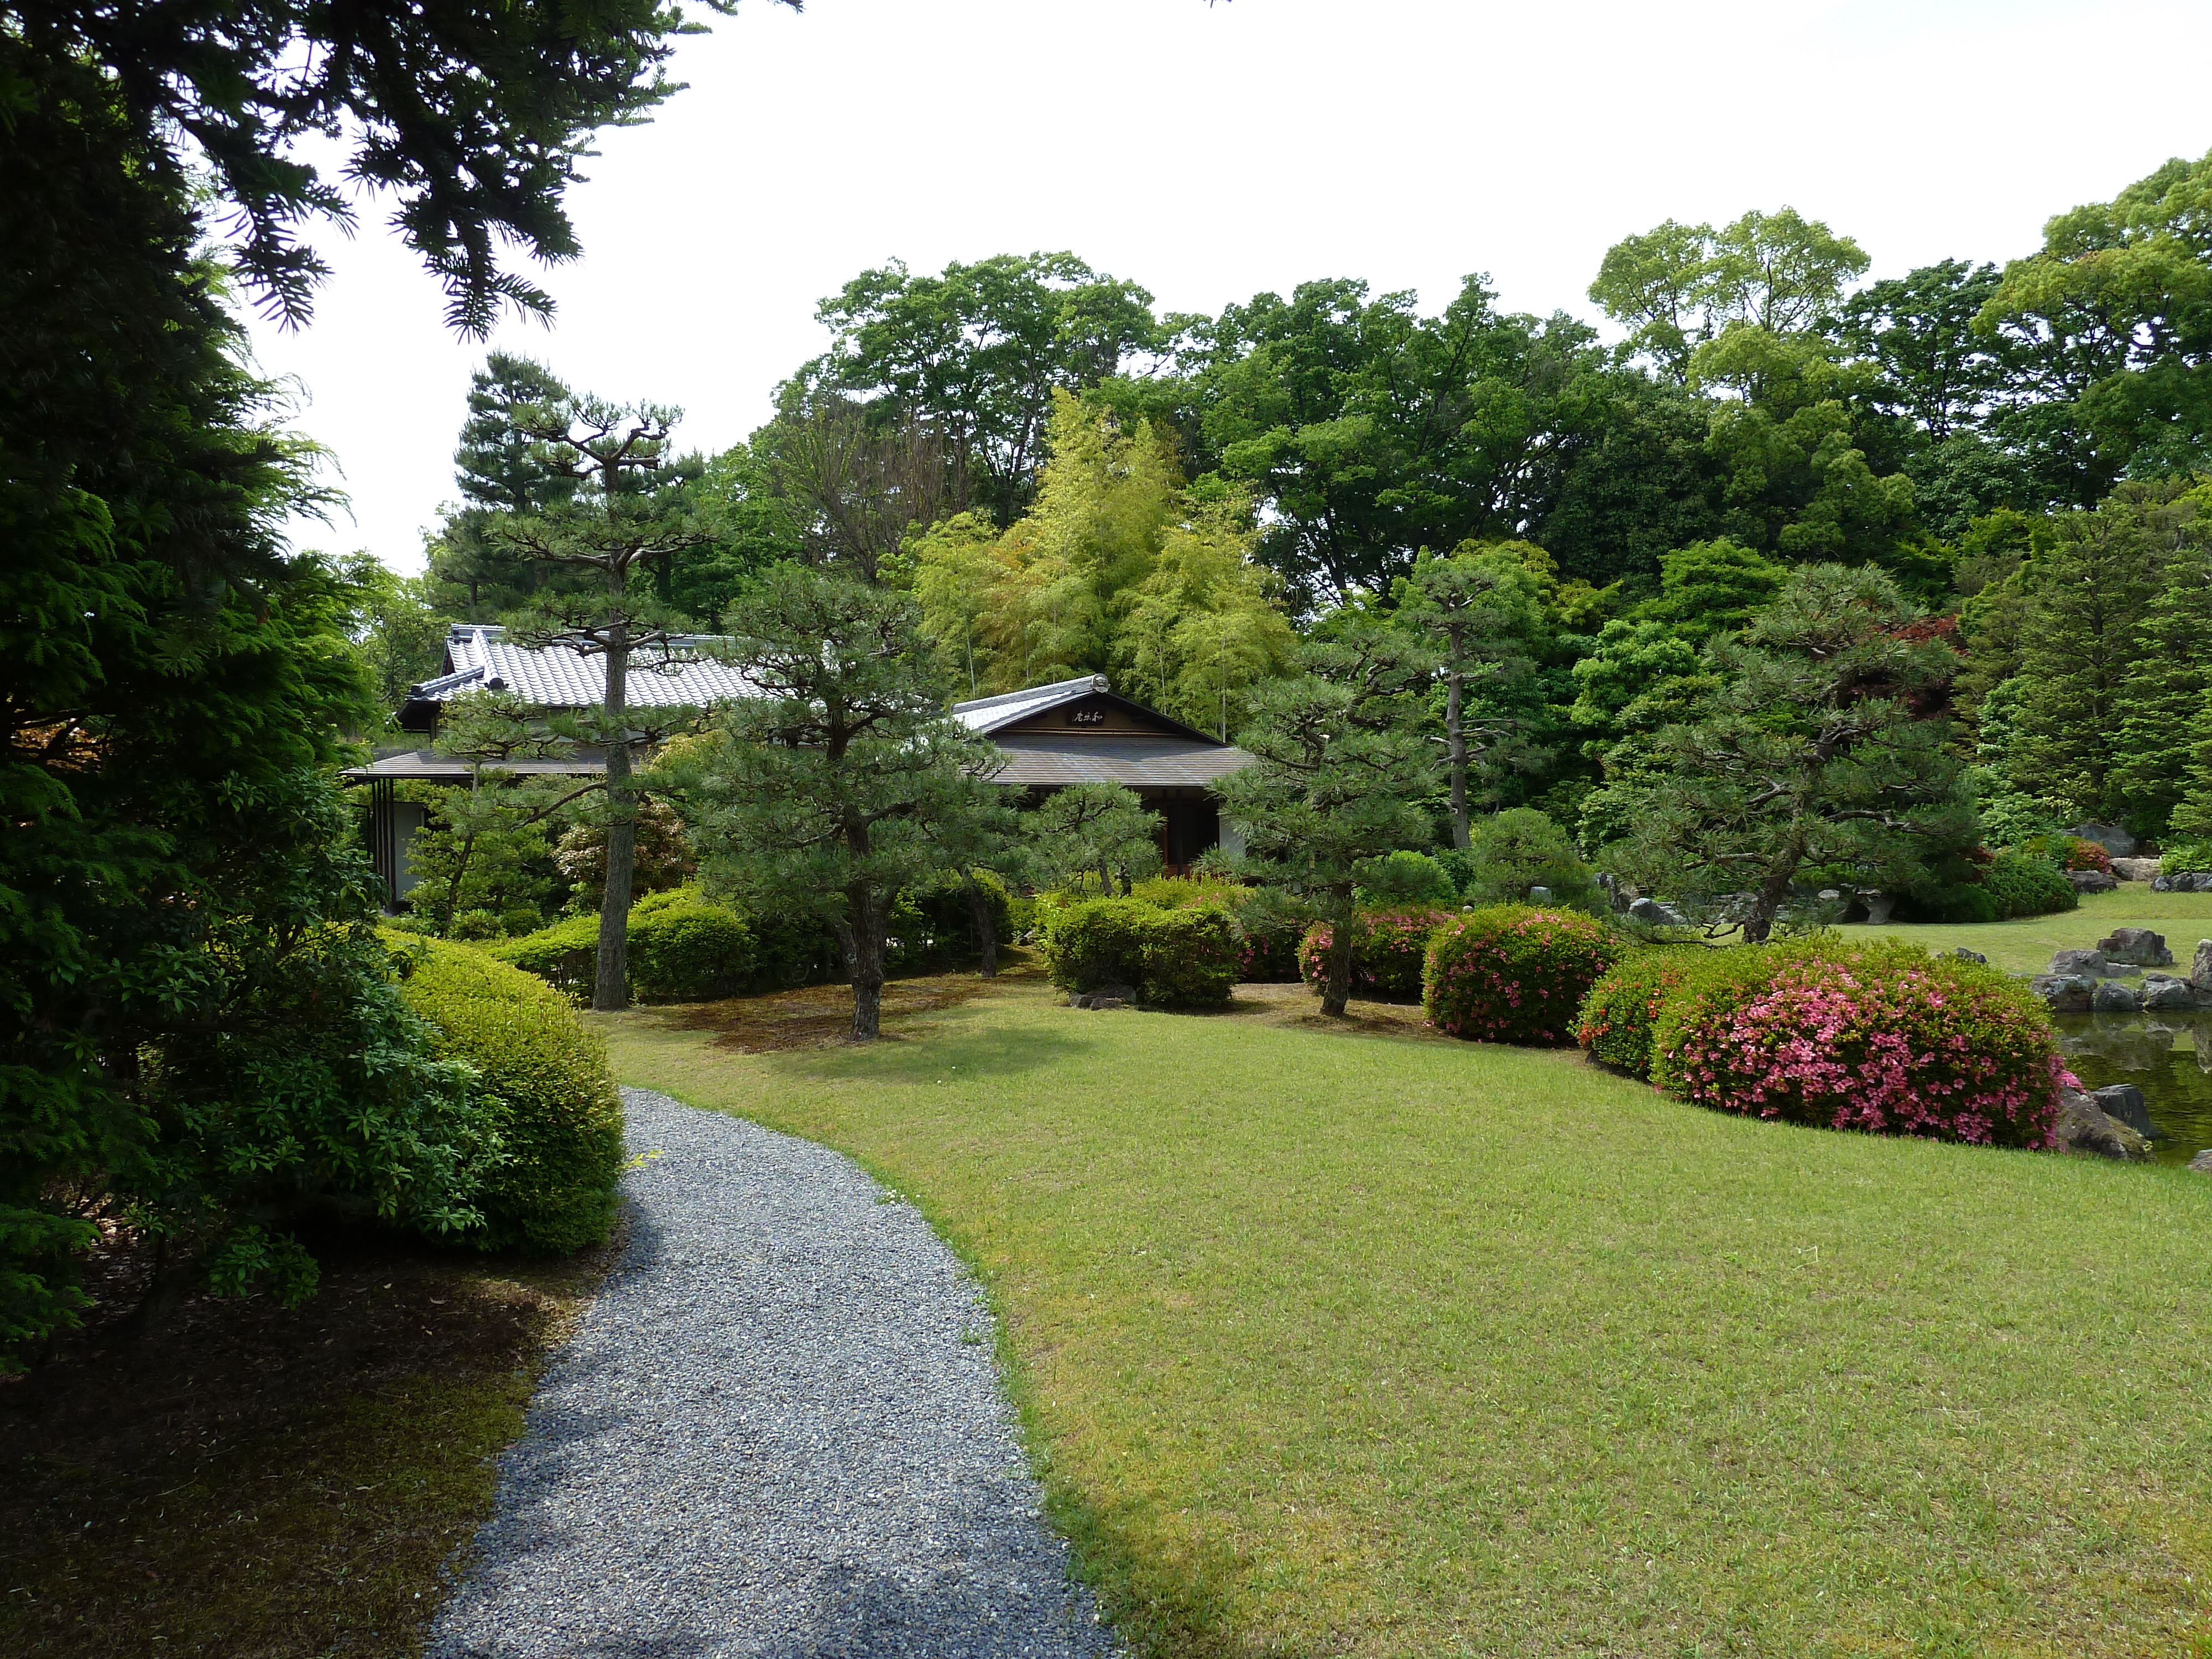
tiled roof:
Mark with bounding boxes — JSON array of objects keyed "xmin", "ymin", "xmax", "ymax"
[
  {"xmin": 987, "ymin": 734, "xmax": 1254, "ymax": 789},
  {"xmin": 341, "ymin": 750, "xmax": 606, "ymax": 781},
  {"xmin": 952, "ymin": 675, "xmax": 1113, "ymax": 734},
  {"xmin": 409, "ymin": 625, "xmax": 756, "ymax": 712}
]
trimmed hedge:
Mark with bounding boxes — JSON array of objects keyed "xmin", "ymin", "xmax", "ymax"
[
  {"xmin": 388, "ymin": 936, "xmax": 625, "ymax": 1253},
  {"xmin": 1297, "ymin": 909, "xmax": 1452, "ymax": 1003},
  {"xmin": 1039, "ymin": 895, "xmax": 1239, "ymax": 1007},
  {"xmin": 1575, "ymin": 948, "xmax": 1751, "ymax": 1079},
  {"xmin": 1981, "ymin": 851, "xmax": 2077, "ymax": 919},
  {"xmin": 1648, "ymin": 940, "xmax": 2066, "ymax": 1149},
  {"xmin": 492, "ymin": 887, "xmax": 830, "ymax": 1001},
  {"xmin": 1422, "ymin": 906, "xmax": 1626, "ymax": 1046}
]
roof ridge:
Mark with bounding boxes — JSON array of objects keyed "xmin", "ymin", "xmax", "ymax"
[{"xmin": 952, "ymin": 674, "xmax": 1108, "ymax": 714}]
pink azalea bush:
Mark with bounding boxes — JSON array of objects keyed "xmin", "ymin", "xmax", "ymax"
[
  {"xmin": 1300, "ymin": 910, "xmax": 1453, "ymax": 1003},
  {"xmin": 1648, "ymin": 941, "xmax": 2068, "ymax": 1149},
  {"xmin": 1422, "ymin": 906, "xmax": 1626, "ymax": 1046}
]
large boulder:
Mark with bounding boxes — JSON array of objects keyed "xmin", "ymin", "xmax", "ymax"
[
  {"xmin": 2153, "ymin": 870, "xmax": 2212, "ymax": 893},
  {"xmin": 2069, "ymin": 822, "xmax": 2137, "ymax": 858},
  {"xmin": 1627, "ymin": 896, "xmax": 1689, "ymax": 927},
  {"xmin": 2030, "ymin": 973, "xmax": 2098, "ymax": 1012},
  {"xmin": 2053, "ymin": 1088, "xmax": 2151, "ymax": 1160},
  {"xmin": 2065, "ymin": 868, "xmax": 2120, "ymax": 893},
  {"xmin": 2097, "ymin": 927, "xmax": 2174, "ymax": 967},
  {"xmin": 2089, "ymin": 1083, "xmax": 2153, "ymax": 1137},
  {"xmin": 2142, "ymin": 974, "xmax": 2212, "ymax": 1012},
  {"xmin": 2111, "ymin": 857, "xmax": 2161, "ymax": 883},
  {"xmin": 1859, "ymin": 891, "xmax": 1897, "ymax": 924},
  {"xmin": 2092, "ymin": 980, "xmax": 2143, "ymax": 1014}
]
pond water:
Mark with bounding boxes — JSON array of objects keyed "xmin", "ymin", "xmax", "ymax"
[{"xmin": 2052, "ymin": 1011, "xmax": 2212, "ymax": 1166}]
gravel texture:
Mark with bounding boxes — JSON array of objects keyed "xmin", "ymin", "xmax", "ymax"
[{"xmin": 429, "ymin": 1087, "xmax": 1117, "ymax": 1658}]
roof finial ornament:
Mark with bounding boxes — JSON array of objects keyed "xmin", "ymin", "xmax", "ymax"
[{"xmin": 1091, "ymin": 674, "xmax": 1110, "ymax": 693}]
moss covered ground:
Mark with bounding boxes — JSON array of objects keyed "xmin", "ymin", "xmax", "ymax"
[{"xmin": 601, "ymin": 971, "xmax": 2212, "ymax": 1658}]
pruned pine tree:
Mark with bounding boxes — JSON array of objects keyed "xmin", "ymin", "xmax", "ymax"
[
  {"xmin": 679, "ymin": 566, "xmax": 1004, "ymax": 1040},
  {"xmin": 1602, "ymin": 565, "xmax": 1974, "ymax": 943},
  {"xmin": 909, "ymin": 779, "xmax": 1026, "ymax": 978},
  {"xmin": 1213, "ymin": 626, "xmax": 1440, "ymax": 1017},
  {"xmin": 1392, "ymin": 542, "xmax": 1546, "ymax": 848},
  {"xmin": 489, "ymin": 391, "xmax": 718, "ymax": 1011},
  {"xmin": 1025, "ymin": 784, "xmax": 1162, "ymax": 896}
]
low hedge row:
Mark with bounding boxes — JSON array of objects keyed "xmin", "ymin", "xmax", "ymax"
[
  {"xmin": 1574, "ymin": 948, "xmax": 1747, "ymax": 1078},
  {"xmin": 387, "ymin": 935, "xmax": 625, "ymax": 1254}
]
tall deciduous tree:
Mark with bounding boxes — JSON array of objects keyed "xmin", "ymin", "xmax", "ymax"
[
  {"xmin": 488, "ymin": 390, "xmax": 718, "ymax": 1010},
  {"xmin": 677, "ymin": 567, "xmax": 1003, "ymax": 1040},
  {"xmin": 1600, "ymin": 565, "xmax": 1973, "ymax": 943},
  {"xmin": 753, "ymin": 394, "xmax": 969, "ymax": 582},
  {"xmin": 1213, "ymin": 627, "xmax": 1439, "ymax": 1016}
]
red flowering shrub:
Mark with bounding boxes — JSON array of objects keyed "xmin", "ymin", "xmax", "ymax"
[
  {"xmin": 1239, "ymin": 928, "xmax": 1304, "ymax": 982},
  {"xmin": 1649, "ymin": 941, "xmax": 2067, "ymax": 1149},
  {"xmin": 1298, "ymin": 910, "xmax": 1452, "ymax": 1002},
  {"xmin": 1575, "ymin": 949, "xmax": 1750, "ymax": 1079},
  {"xmin": 1422, "ymin": 906, "xmax": 1626, "ymax": 1045},
  {"xmin": 2063, "ymin": 837, "xmax": 2113, "ymax": 874}
]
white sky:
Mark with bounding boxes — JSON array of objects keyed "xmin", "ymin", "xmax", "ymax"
[{"xmin": 244, "ymin": 0, "xmax": 2212, "ymax": 576}]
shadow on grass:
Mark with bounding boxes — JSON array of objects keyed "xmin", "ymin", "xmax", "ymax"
[{"xmin": 773, "ymin": 1011, "xmax": 1102, "ymax": 1084}]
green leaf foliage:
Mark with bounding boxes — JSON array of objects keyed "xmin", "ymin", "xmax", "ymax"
[
  {"xmin": 1422, "ymin": 906, "xmax": 1627, "ymax": 1047},
  {"xmin": 1574, "ymin": 948, "xmax": 1752, "ymax": 1079},
  {"xmin": 389, "ymin": 937, "xmax": 625, "ymax": 1255}
]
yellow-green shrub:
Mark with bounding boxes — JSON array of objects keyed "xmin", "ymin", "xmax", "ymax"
[{"xmin": 388, "ymin": 936, "xmax": 624, "ymax": 1254}]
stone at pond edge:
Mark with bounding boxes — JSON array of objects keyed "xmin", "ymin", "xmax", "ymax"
[
  {"xmin": 2111, "ymin": 857, "xmax": 2161, "ymax": 882},
  {"xmin": 2192, "ymin": 1149, "xmax": 2212, "ymax": 1175},
  {"xmin": 2065, "ymin": 869, "xmax": 2120, "ymax": 893},
  {"xmin": 2091, "ymin": 980, "xmax": 2143, "ymax": 1013},
  {"xmin": 2089, "ymin": 1083, "xmax": 2153, "ymax": 1138},
  {"xmin": 2142, "ymin": 975, "xmax": 2212, "ymax": 1011},
  {"xmin": 2096, "ymin": 927, "xmax": 2173, "ymax": 967},
  {"xmin": 2049, "ymin": 948, "xmax": 2112, "ymax": 978},
  {"xmin": 2031, "ymin": 973, "xmax": 2098, "ymax": 1012},
  {"xmin": 2053, "ymin": 1089, "xmax": 2152, "ymax": 1161}
]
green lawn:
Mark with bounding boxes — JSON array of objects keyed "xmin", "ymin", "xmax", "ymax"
[
  {"xmin": 603, "ymin": 979, "xmax": 2212, "ymax": 1658},
  {"xmin": 1839, "ymin": 885, "xmax": 2212, "ymax": 978}
]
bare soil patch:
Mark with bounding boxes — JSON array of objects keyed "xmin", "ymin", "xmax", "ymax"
[{"xmin": 648, "ymin": 964, "xmax": 1029, "ymax": 1053}]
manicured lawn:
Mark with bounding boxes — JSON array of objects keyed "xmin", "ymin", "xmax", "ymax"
[
  {"xmin": 1839, "ymin": 885, "xmax": 2212, "ymax": 977},
  {"xmin": 602, "ymin": 976, "xmax": 2212, "ymax": 1658}
]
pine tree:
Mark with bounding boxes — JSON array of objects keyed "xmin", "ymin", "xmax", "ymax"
[{"xmin": 2112, "ymin": 488, "xmax": 2212, "ymax": 833}]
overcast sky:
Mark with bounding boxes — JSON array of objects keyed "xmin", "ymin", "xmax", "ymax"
[{"xmin": 244, "ymin": 0, "xmax": 2212, "ymax": 576}]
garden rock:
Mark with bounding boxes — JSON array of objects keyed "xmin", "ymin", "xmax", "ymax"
[
  {"xmin": 2194, "ymin": 939, "xmax": 2212, "ymax": 989},
  {"xmin": 1952, "ymin": 948, "xmax": 1988, "ymax": 964},
  {"xmin": 1628, "ymin": 896, "xmax": 1689, "ymax": 927},
  {"xmin": 2048, "ymin": 948, "xmax": 2114, "ymax": 978},
  {"xmin": 2096, "ymin": 928, "xmax": 2173, "ymax": 967},
  {"xmin": 2153, "ymin": 871, "xmax": 2212, "ymax": 893},
  {"xmin": 2069, "ymin": 822, "xmax": 2137, "ymax": 858},
  {"xmin": 2089, "ymin": 1083, "xmax": 2153, "ymax": 1138},
  {"xmin": 2052, "ymin": 1088, "xmax": 2151, "ymax": 1161},
  {"xmin": 2142, "ymin": 975, "xmax": 2211, "ymax": 1011},
  {"xmin": 2030, "ymin": 974, "xmax": 2098, "ymax": 1012},
  {"xmin": 2111, "ymin": 857, "xmax": 2161, "ymax": 883},
  {"xmin": 2092, "ymin": 980, "xmax": 2143, "ymax": 1014},
  {"xmin": 2065, "ymin": 869, "xmax": 2119, "ymax": 893},
  {"xmin": 2192, "ymin": 1149, "xmax": 2212, "ymax": 1175},
  {"xmin": 1859, "ymin": 891, "xmax": 1896, "ymax": 924},
  {"xmin": 428, "ymin": 1089, "xmax": 1117, "ymax": 1659},
  {"xmin": 1069, "ymin": 983, "xmax": 1139, "ymax": 1010}
]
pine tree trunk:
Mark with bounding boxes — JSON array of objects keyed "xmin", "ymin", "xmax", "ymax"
[
  {"xmin": 1322, "ymin": 920, "xmax": 1357, "ymax": 1018},
  {"xmin": 966, "ymin": 874, "xmax": 999, "ymax": 978},
  {"xmin": 1447, "ymin": 641, "xmax": 1470, "ymax": 851},
  {"xmin": 1742, "ymin": 842, "xmax": 1802, "ymax": 945},
  {"xmin": 841, "ymin": 887, "xmax": 888, "ymax": 1040},
  {"xmin": 593, "ymin": 617, "xmax": 635, "ymax": 1013}
]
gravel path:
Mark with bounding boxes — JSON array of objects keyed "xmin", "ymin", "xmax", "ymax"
[{"xmin": 429, "ymin": 1087, "xmax": 1117, "ymax": 1658}]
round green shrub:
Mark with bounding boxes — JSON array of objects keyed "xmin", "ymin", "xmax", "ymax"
[
  {"xmin": 1648, "ymin": 940, "xmax": 2066, "ymax": 1149},
  {"xmin": 1040, "ymin": 896, "xmax": 1156, "ymax": 992},
  {"xmin": 1357, "ymin": 850, "xmax": 1458, "ymax": 906},
  {"xmin": 388, "ymin": 935, "xmax": 625, "ymax": 1254},
  {"xmin": 488, "ymin": 912, "xmax": 597, "ymax": 998},
  {"xmin": 1576, "ymin": 948, "xmax": 1751, "ymax": 1079},
  {"xmin": 1981, "ymin": 851, "xmax": 2077, "ymax": 919},
  {"xmin": 1423, "ymin": 906, "xmax": 1626, "ymax": 1045},
  {"xmin": 628, "ymin": 894, "xmax": 757, "ymax": 1001},
  {"xmin": 1298, "ymin": 909, "xmax": 1453, "ymax": 1003},
  {"xmin": 1138, "ymin": 905, "xmax": 1240, "ymax": 1008}
]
